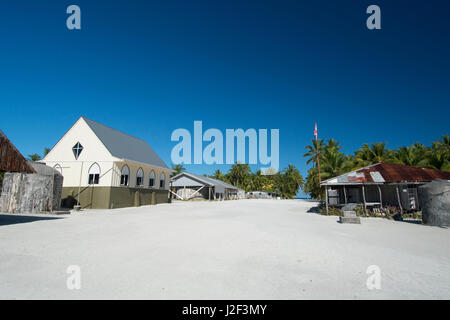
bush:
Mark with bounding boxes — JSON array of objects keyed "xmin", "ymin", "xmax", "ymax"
[
  {"xmin": 315, "ymin": 203, "xmax": 418, "ymax": 221},
  {"xmin": 354, "ymin": 205, "xmax": 365, "ymax": 217},
  {"xmin": 318, "ymin": 205, "xmax": 342, "ymax": 216}
]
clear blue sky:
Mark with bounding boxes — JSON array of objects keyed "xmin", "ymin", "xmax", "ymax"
[{"xmin": 1, "ymin": 1, "xmax": 449, "ymax": 191}]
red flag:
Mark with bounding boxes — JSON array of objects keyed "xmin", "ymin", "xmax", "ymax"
[{"xmin": 314, "ymin": 122, "xmax": 318, "ymax": 140}]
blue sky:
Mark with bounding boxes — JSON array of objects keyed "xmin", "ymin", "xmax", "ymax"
[{"xmin": 1, "ymin": 1, "xmax": 449, "ymax": 191}]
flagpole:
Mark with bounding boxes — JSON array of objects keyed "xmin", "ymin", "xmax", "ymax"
[{"xmin": 315, "ymin": 122, "xmax": 321, "ymax": 186}]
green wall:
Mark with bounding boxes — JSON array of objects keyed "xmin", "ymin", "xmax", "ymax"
[{"xmin": 61, "ymin": 186, "xmax": 169, "ymax": 209}]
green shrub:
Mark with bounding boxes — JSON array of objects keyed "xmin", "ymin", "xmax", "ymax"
[
  {"xmin": 318, "ymin": 205, "xmax": 342, "ymax": 216},
  {"xmin": 354, "ymin": 205, "xmax": 365, "ymax": 217}
]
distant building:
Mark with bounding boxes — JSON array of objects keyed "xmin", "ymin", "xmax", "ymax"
[
  {"xmin": 247, "ymin": 191, "xmax": 277, "ymax": 199},
  {"xmin": 41, "ymin": 117, "xmax": 172, "ymax": 209},
  {"xmin": 321, "ymin": 162, "xmax": 450, "ymax": 214},
  {"xmin": 170, "ymin": 172, "xmax": 242, "ymax": 200}
]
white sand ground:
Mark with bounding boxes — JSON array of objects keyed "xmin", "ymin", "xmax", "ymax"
[{"xmin": 0, "ymin": 199, "xmax": 449, "ymax": 299}]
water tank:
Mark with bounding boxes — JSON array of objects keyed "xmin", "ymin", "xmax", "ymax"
[{"xmin": 418, "ymin": 179, "xmax": 450, "ymax": 227}]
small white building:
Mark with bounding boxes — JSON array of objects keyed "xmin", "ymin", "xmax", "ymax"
[
  {"xmin": 41, "ymin": 117, "xmax": 172, "ymax": 209},
  {"xmin": 247, "ymin": 191, "xmax": 277, "ymax": 199},
  {"xmin": 170, "ymin": 172, "xmax": 241, "ymax": 200}
]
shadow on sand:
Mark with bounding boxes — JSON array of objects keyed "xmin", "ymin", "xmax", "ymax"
[
  {"xmin": 401, "ymin": 219, "xmax": 423, "ymax": 225},
  {"xmin": 306, "ymin": 206, "xmax": 321, "ymax": 214},
  {"xmin": 0, "ymin": 214, "xmax": 63, "ymax": 227}
]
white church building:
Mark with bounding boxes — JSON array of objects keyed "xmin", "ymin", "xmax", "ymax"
[{"xmin": 41, "ymin": 117, "xmax": 172, "ymax": 209}]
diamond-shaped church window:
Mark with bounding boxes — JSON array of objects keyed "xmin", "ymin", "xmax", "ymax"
[{"xmin": 72, "ymin": 142, "xmax": 83, "ymax": 159}]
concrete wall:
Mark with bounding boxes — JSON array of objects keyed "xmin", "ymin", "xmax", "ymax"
[
  {"xmin": 109, "ymin": 187, "xmax": 169, "ymax": 208},
  {"xmin": 61, "ymin": 186, "xmax": 169, "ymax": 209},
  {"xmin": 419, "ymin": 180, "xmax": 450, "ymax": 227},
  {"xmin": 61, "ymin": 186, "xmax": 111, "ymax": 209},
  {"xmin": 1, "ymin": 172, "xmax": 63, "ymax": 213}
]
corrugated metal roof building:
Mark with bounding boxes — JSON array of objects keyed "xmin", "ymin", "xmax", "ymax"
[
  {"xmin": 41, "ymin": 117, "xmax": 172, "ymax": 209},
  {"xmin": 170, "ymin": 172, "xmax": 242, "ymax": 200},
  {"xmin": 82, "ymin": 118, "xmax": 169, "ymax": 169},
  {"xmin": 321, "ymin": 162, "xmax": 450, "ymax": 214}
]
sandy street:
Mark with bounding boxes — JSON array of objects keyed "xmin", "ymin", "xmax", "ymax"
[{"xmin": 0, "ymin": 199, "xmax": 449, "ymax": 299}]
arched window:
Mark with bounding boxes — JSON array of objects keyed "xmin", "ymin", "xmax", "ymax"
[
  {"xmin": 136, "ymin": 168, "xmax": 144, "ymax": 186},
  {"xmin": 53, "ymin": 164, "xmax": 62, "ymax": 175},
  {"xmin": 88, "ymin": 163, "xmax": 100, "ymax": 185},
  {"xmin": 120, "ymin": 165, "xmax": 130, "ymax": 186},
  {"xmin": 159, "ymin": 172, "xmax": 166, "ymax": 189},
  {"xmin": 149, "ymin": 170, "xmax": 155, "ymax": 187}
]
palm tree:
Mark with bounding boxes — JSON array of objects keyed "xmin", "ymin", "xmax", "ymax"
[
  {"xmin": 433, "ymin": 135, "xmax": 450, "ymax": 160},
  {"xmin": 302, "ymin": 167, "xmax": 323, "ymax": 199},
  {"xmin": 303, "ymin": 139, "xmax": 325, "ymax": 167},
  {"xmin": 394, "ymin": 143, "xmax": 428, "ymax": 167},
  {"xmin": 434, "ymin": 135, "xmax": 450, "ymax": 151},
  {"xmin": 171, "ymin": 163, "xmax": 186, "ymax": 177},
  {"xmin": 227, "ymin": 163, "xmax": 251, "ymax": 188},
  {"xmin": 320, "ymin": 147, "xmax": 352, "ymax": 180},
  {"xmin": 423, "ymin": 135, "xmax": 449, "ymax": 171},
  {"xmin": 28, "ymin": 153, "xmax": 41, "ymax": 162},
  {"xmin": 211, "ymin": 169, "xmax": 225, "ymax": 181},
  {"xmin": 250, "ymin": 170, "xmax": 265, "ymax": 191},
  {"xmin": 277, "ymin": 164, "xmax": 303, "ymax": 199},
  {"xmin": 424, "ymin": 147, "xmax": 450, "ymax": 171},
  {"xmin": 353, "ymin": 142, "xmax": 394, "ymax": 167},
  {"xmin": 43, "ymin": 147, "xmax": 51, "ymax": 157},
  {"xmin": 325, "ymin": 138, "xmax": 342, "ymax": 152}
]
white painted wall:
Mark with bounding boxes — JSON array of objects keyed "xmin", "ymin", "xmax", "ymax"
[
  {"xmin": 42, "ymin": 118, "xmax": 171, "ymax": 190},
  {"xmin": 42, "ymin": 118, "xmax": 116, "ymax": 187},
  {"xmin": 112, "ymin": 161, "xmax": 171, "ymax": 190}
]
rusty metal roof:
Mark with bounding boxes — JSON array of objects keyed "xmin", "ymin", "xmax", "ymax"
[
  {"xmin": 0, "ymin": 130, "xmax": 36, "ymax": 173},
  {"xmin": 322, "ymin": 162, "xmax": 450, "ymax": 185}
]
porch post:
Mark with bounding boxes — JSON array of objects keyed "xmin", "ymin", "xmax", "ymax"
[
  {"xmin": 325, "ymin": 186, "xmax": 329, "ymax": 215},
  {"xmin": 110, "ymin": 162, "xmax": 115, "ymax": 186},
  {"xmin": 377, "ymin": 185, "xmax": 383, "ymax": 209},
  {"xmin": 414, "ymin": 187, "xmax": 420, "ymax": 210},
  {"xmin": 396, "ymin": 185, "xmax": 403, "ymax": 214},
  {"xmin": 362, "ymin": 184, "xmax": 367, "ymax": 215},
  {"xmin": 77, "ymin": 161, "xmax": 84, "ymax": 206},
  {"xmin": 208, "ymin": 186, "xmax": 211, "ymax": 200},
  {"xmin": 343, "ymin": 186, "xmax": 347, "ymax": 204}
]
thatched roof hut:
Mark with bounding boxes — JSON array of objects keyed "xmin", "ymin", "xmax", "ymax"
[{"xmin": 0, "ymin": 130, "xmax": 35, "ymax": 173}]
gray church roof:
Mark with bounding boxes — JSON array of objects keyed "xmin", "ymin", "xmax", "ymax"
[{"xmin": 83, "ymin": 117, "xmax": 169, "ymax": 169}]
